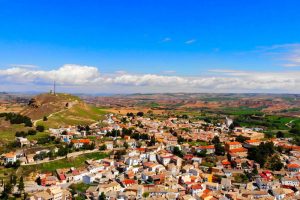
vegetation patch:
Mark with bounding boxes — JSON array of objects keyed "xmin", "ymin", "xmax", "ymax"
[{"xmin": 19, "ymin": 152, "xmax": 108, "ymax": 174}]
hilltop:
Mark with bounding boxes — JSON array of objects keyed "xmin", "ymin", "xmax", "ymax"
[
  {"xmin": 20, "ymin": 93, "xmax": 81, "ymax": 120},
  {"xmin": 20, "ymin": 93, "xmax": 107, "ymax": 128}
]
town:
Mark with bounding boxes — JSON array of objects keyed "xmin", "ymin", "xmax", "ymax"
[
  {"xmin": 1, "ymin": 1, "xmax": 300, "ymax": 199},
  {"xmin": 1, "ymin": 107, "xmax": 300, "ymax": 200}
]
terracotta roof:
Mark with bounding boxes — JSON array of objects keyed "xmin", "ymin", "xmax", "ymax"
[
  {"xmin": 222, "ymin": 160, "xmax": 231, "ymax": 165},
  {"xmin": 229, "ymin": 147, "xmax": 247, "ymax": 153},
  {"xmin": 184, "ymin": 154, "xmax": 194, "ymax": 160},
  {"xmin": 197, "ymin": 145, "xmax": 215, "ymax": 149},
  {"xmin": 245, "ymin": 139, "xmax": 260, "ymax": 143},
  {"xmin": 287, "ymin": 163, "xmax": 300, "ymax": 168},
  {"xmin": 122, "ymin": 179, "xmax": 136, "ymax": 185},
  {"xmin": 71, "ymin": 139, "xmax": 90, "ymax": 144},
  {"xmin": 226, "ymin": 141, "xmax": 241, "ymax": 145},
  {"xmin": 136, "ymin": 148, "xmax": 146, "ymax": 152},
  {"xmin": 191, "ymin": 184, "xmax": 202, "ymax": 190},
  {"xmin": 4, "ymin": 152, "xmax": 16, "ymax": 158}
]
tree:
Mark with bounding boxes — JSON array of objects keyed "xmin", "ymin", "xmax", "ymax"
[
  {"xmin": 177, "ymin": 136, "xmax": 186, "ymax": 144},
  {"xmin": 234, "ymin": 174, "xmax": 248, "ymax": 183},
  {"xmin": 121, "ymin": 117, "xmax": 128, "ymax": 123},
  {"xmin": 3, "ymin": 181, "xmax": 12, "ymax": 194},
  {"xmin": 264, "ymin": 132, "xmax": 274, "ymax": 139},
  {"xmin": 196, "ymin": 149, "xmax": 207, "ymax": 157},
  {"xmin": 36, "ymin": 125, "xmax": 45, "ymax": 132},
  {"xmin": 27, "ymin": 129, "xmax": 37, "ymax": 135},
  {"xmin": 182, "ymin": 114, "xmax": 188, "ymax": 119},
  {"xmin": 236, "ymin": 135, "xmax": 248, "ymax": 143},
  {"xmin": 137, "ymin": 112, "xmax": 144, "ymax": 117},
  {"xmin": 15, "ymin": 131, "xmax": 28, "ymax": 137},
  {"xmin": 276, "ymin": 131, "xmax": 284, "ymax": 138},
  {"xmin": 48, "ymin": 150, "xmax": 56, "ymax": 160},
  {"xmin": 173, "ymin": 146, "xmax": 184, "ymax": 158},
  {"xmin": 248, "ymin": 142, "xmax": 275, "ymax": 167},
  {"xmin": 99, "ymin": 192, "xmax": 106, "ymax": 200},
  {"xmin": 18, "ymin": 176, "xmax": 25, "ymax": 194},
  {"xmin": 212, "ymin": 136, "xmax": 220, "ymax": 144},
  {"xmin": 123, "ymin": 142, "xmax": 129, "ymax": 149},
  {"xmin": 215, "ymin": 143, "xmax": 225, "ymax": 156},
  {"xmin": 148, "ymin": 137, "xmax": 156, "ymax": 146},
  {"xmin": 57, "ymin": 146, "xmax": 69, "ymax": 156},
  {"xmin": 265, "ymin": 154, "xmax": 283, "ymax": 171},
  {"xmin": 10, "ymin": 174, "xmax": 17, "ymax": 186},
  {"xmin": 252, "ymin": 165, "xmax": 258, "ymax": 175},
  {"xmin": 227, "ymin": 153, "xmax": 232, "ymax": 161},
  {"xmin": 143, "ymin": 192, "xmax": 150, "ymax": 198},
  {"xmin": 290, "ymin": 125, "xmax": 300, "ymax": 135},
  {"xmin": 99, "ymin": 144, "xmax": 107, "ymax": 151}
]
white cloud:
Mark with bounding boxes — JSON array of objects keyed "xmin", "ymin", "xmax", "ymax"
[
  {"xmin": 1, "ymin": 64, "xmax": 300, "ymax": 93},
  {"xmin": 185, "ymin": 39, "xmax": 196, "ymax": 44},
  {"xmin": 162, "ymin": 37, "xmax": 172, "ymax": 42},
  {"xmin": 9, "ymin": 64, "xmax": 40, "ymax": 69},
  {"xmin": 0, "ymin": 64, "xmax": 100, "ymax": 85},
  {"xmin": 255, "ymin": 43, "xmax": 300, "ymax": 67},
  {"xmin": 161, "ymin": 70, "xmax": 176, "ymax": 75}
]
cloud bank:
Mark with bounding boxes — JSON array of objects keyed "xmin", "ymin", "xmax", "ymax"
[{"xmin": 1, "ymin": 64, "xmax": 300, "ymax": 93}]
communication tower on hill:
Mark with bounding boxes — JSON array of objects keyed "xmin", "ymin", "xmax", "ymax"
[{"xmin": 53, "ymin": 81, "xmax": 56, "ymax": 95}]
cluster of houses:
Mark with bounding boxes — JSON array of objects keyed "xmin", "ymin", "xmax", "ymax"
[{"xmin": 3, "ymin": 113, "xmax": 300, "ymax": 200}]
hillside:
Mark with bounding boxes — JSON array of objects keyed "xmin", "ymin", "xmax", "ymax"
[
  {"xmin": 25, "ymin": 93, "xmax": 107, "ymax": 128},
  {"xmin": 20, "ymin": 93, "xmax": 81, "ymax": 120},
  {"xmin": 35, "ymin": 101, "xmax": 107, "ymax": 128},
  {"xmin": 0, "ymin": 93, "xmax": 107, "ymax": 147}
]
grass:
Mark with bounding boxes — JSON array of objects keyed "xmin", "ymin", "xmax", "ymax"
[
  {"xmin": 233, "ymin": 113, "xmax": 300, "ymax": 133},
  {"xmin": 201, "ymin": 161, "xmax": 215, "ymax": 168},
  {"xmin": 188, "ymin": 140, "xmax": 208, "ymax": 146},
  {"xmin": 0, "ymin": 123, "xmax": 29, "ymax": 140},
  {"xmin": 70, "ymin": 182, "xmax": 91, "ymax": 193},
  {"xmin": 19, "ymin": 152, "xmax": 108, "ymax": 174},
  {"xmin": 37, "ymin": 105, "xmax": 108, "ymax": 128},
  {"xmin": 27, "ymin": 131, "xmax": 49, "ymax": 141}
]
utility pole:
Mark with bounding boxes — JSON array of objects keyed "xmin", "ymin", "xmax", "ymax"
[{"xmin": 53, "ymin": 81, "xmax": 56, "ymax": 95}]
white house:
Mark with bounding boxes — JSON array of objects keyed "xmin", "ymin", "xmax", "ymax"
[
  {"xmin": 3, "ymin": 152, "xmax": 17, "ymax": 165},
  {"xmin": 281, "ymin": 177, "xmax": 299, "ymax": 187}
]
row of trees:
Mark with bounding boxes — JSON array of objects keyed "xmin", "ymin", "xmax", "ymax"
[
  {"xmin": 15, "ymin": 125, "xmax": 45, "ymax": 138},
  {"xmin": 1, "ymin": 175, "xmax": 25, "ymax": 199},
  {"xmin": 15, "ymin": 129, "xmax": 37, "ymax": 137},
  {"xmin": 126, "ymin": 112, "xmax": 144, "ymax": 117},
  {"xmin": 0, "ymin": 112, "xmax": 32, "ymax": 127}
]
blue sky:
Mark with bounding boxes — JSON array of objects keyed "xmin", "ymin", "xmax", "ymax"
[{"xmin": 1, "ymin": 0, "xmax": 300, "ymax": 93}]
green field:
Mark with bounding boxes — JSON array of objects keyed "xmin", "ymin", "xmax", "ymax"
[
  {"xmin": 221, "ymin": 106, "xmax": 264, "ymax": 116},
  {"xmin": 234, "ymin": 114, "xmax": 300, "ymax": 132}
]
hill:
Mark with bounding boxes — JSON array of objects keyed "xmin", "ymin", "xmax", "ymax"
[
  {"xmin": 0, "ymin": 93, "xmax": 107, "ymax": 147},
  {"xmin": 20, "ymin": 93, "xmax": 81, "ymax": 120},
  {"xmin": 26, "ymin": 93, "xmax": 107, "ymax": 128}
]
